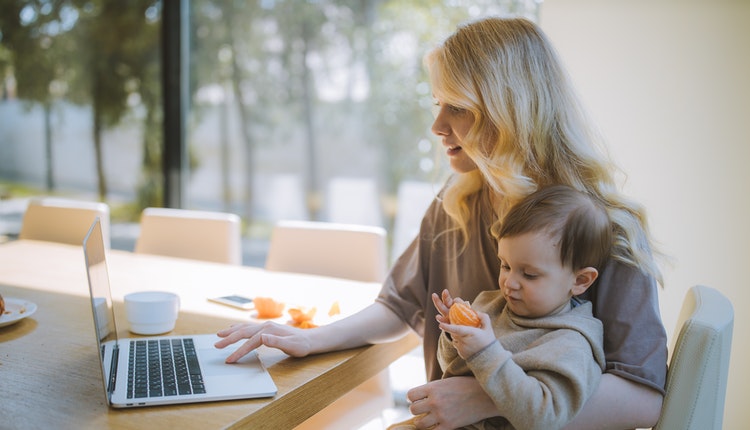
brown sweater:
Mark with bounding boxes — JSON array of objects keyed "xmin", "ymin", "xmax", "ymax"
[{"xmin": 376, "ymin": 185, "xmax": 667, "ymax": 394}]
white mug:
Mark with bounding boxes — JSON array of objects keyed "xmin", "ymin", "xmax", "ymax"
[{"xmin": 124, "ymin": 291, "xmax": 180, "ymax": 335}]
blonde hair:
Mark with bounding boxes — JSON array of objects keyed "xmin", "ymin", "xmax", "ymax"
[{"xmin": 424, "ymin": 17, "xmax": 662, "ymax": 284}]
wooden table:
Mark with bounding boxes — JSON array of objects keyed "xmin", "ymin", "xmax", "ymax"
[{"xmin": 0, "ymin": 240, "xmax": 419, "ymax": 429}]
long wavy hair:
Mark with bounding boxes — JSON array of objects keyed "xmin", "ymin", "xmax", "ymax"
[{"xmin": 424, "ymin": 17, "xmax": 662, "ymax": 283}]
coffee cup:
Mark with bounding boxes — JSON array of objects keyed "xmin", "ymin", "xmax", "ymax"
[{"xmin": 124, "ymin": 291, "xmax": 180, "ymax": 335}]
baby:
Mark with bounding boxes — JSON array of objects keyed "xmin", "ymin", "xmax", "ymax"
[{"xmin": 393, "ymin": 185, "xmax": 611, "ymax": 430}]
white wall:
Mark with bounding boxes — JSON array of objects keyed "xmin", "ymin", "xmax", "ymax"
[{"xmin": 540, "ymin": 1, "xmax": 750, "ymax": 427}]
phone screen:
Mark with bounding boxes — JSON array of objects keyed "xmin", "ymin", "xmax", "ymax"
[
  {"xmin": 209, "ymin": 295, "xmax": 254, "ymax": 309},
  {"xmin": 222, "ymin": 295, "xmax": 253, "ymax": 304}
]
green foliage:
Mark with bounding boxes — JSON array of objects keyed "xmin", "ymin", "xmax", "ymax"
[{"xmin": 1, "ymin": 0, "xmax": 539, "ymax": 223}]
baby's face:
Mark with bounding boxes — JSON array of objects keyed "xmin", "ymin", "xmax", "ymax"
[{"xmin": 496, "ymin": 231, "xmax": 577, "ymax": 318}]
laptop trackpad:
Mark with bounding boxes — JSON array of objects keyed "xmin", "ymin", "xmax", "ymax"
[{"xmin": 199, "ymin": 347, "xmax": 263, "ymax": 377}]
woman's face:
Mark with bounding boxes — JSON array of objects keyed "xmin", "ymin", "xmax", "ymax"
[{"xmin": 431, "ymin": 99, "xmax": 479, "ymax": 173}]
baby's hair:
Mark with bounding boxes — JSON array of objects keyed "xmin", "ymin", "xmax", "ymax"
[{"xmin": 493, "ymin": 185, "xmax": 613, "ymax": 271}]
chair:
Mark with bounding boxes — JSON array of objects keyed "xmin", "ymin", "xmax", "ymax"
[
  {"xmin": 266, "ymin": 174, "xmax": 308, "ymax": 221},
  {"xmin": 19, "ymin": 196, "xmax": 111, "ymax": 248},
  {"xmin": 265, "ymin": 220, "xmax": 393, "ymax": 429},
  {"xmin": 391, "ymin": 180, "xmax": 436, "ymax": 262},
  {"xmin": 654, "ymin": 285, "xmax": 734, "ymax": 430},
  {"xmin": 325, "ymin": 177, "xmax": 384, "ymax": 227},
  {"xmin": 266, "ymin": 220, "xmax": 387, "ymax": 283},
  {"xmin": 134, "ymin": 207, "xmax": 242, "ymax": 265}
]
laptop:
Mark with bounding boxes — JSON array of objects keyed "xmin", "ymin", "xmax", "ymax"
[{"xmin": 83, "ymin": 217, "xmax": 277, "ymax": 408}]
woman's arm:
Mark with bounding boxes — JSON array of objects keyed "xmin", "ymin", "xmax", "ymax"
[
  {"xmin": 215, "ymin": 302, "xmax": 410, "ymax": 362},
  {"xmin": 562, "ymin": 373, "xmax": 663, "ymax": 430},
  {"xmin": 406, "ymin": 373, "xmax": 663, "ymax": 430}
]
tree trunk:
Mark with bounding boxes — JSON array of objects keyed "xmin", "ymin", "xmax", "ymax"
[
  {"xmin": 43, "ymin": 102, "xmax": 55, "ymax": 191},
  {"xmin": 92, "ymin": 78, "xmax": 107, "ymax": 201},
  {"xmin": 301, "ymin": 21, "xmax": 319, "ymax": 220}
]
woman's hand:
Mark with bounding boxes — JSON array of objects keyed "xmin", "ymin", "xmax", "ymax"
[
  {"xmin": 215, "ymin": 321, "xmax": 313, "ymax": 363},
  {"xmin": 215, "ymin": 302, "xmax": 410, "ymax": 363},
  {"xmin": 406, "ymin": 376, "xmax": 498, "ymax": 429}
]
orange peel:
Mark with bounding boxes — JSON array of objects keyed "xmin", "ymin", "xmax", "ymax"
[
  {"xmin": 328, "ymin": 301, "xmax": 341, "ymax": 317},
  {"xmin": 254, "ymin": 296, "xmax": 285, "ymax": 319},
  {"xmin": 288, "ymin": 307, "xmax": 317, "ymax": 324}
]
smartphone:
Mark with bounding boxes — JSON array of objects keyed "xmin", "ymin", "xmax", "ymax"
[{"xmin": 208, "ymin": 295, "xmax": 254, "ymax": 310}]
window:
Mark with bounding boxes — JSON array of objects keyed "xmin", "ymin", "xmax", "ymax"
[{"xmin": 0, "ymin": 0, "xmax": 539, "ymax": 264}]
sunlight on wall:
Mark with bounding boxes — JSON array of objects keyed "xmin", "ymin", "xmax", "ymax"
[{"xmin": 541, "ymin": 1, "xmax": 750, "ymax": 427}]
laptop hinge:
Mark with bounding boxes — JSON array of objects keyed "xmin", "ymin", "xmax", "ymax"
[{"xmin": 108, "ymin": 345, "xmax": 119, "ymax": 394}]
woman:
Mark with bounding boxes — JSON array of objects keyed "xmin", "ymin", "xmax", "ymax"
[{"xmin": 216, "ymin": 17, "xmax": 667, "ymax": 429}]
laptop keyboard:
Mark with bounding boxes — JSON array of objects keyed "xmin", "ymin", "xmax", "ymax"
[{"xmin": 127, "ymin": 338, "xmax": 206, "ymax": 399}]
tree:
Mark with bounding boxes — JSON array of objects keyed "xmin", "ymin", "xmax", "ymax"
[
  {"xmin": 0, "ymin": 0, "xmax": 74, "ymax": 191},
  {"xmin": 66, "ymin": 0, "xmax": 160, "ymax": 202}
]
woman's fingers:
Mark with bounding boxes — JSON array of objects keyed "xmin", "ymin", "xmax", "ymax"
[
  {"xmin": 406, "ymin": 383, "xmax": 428, "ymax": 405},
  {"xmin": 224, "ymin": 337, "xmax": 263, "ymax": 363},
  {"xmin": 215, "ymin": 322, "xmax": 264, "ymax": 347},
  {"xmin": 215, "ymin": 321, "xmax": 310, "ymax": 362},
  {"xmin": 406, "ymin": 386, "xmax": 442, "ymax": 430}
]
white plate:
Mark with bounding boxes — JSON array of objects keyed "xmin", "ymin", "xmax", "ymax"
[{"xmin": 0, "ymin": 298, "xmax": 38, "ymax": 328}]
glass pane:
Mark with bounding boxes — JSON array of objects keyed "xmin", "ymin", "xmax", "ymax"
[
  {"xmin": 186, "ymin": 0, "xmax": 540, "ymax": 265},
  {"xmin": 0, "ymin": 1, "xmax": 163, "ymax": 249}
]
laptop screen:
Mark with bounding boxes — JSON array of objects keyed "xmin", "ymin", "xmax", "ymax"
[{"xmin": 83, "ymin": 217, "xmax": 120, "ymax": 400}]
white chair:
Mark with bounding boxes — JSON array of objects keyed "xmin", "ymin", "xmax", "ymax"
[
  {"xmin": 654, "ymin": 285, "xmax": 734, "ymax": 430},
  {"xmin": 266, "ymin": 174, "xmax": 308, "ymax": 221},
  {"xmin": 266, "ymin": 220, "xmax": 387, "ymax": 283},
  {"xmin": 134, "ymin": 207, "xmax": 242, "ymax": 265},
  {"xmin": 325, "ymin": 177, "xmax": 384, "ymax": 227},
  {"xmin": 19, "ymin": 196, "xmax": 111, "ymax": 248},
  {"xmin": 265, "ymin": 219, "xmax": 393, "ymax": 430},
  {"xmin": 391, "ymin": 180, "xmax": 436, "ymax": 262}
]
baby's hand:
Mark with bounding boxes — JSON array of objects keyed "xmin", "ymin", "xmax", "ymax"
[
  {"xmin": 440, "ymin": 311, "xmax": 495, "ymax": 359},
  {"xmin": 432, "ymin": 289, "xmax": 459, "ymax": 323}
]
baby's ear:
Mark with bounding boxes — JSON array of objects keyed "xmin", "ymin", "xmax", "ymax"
[{"xmin": 572, "ymin": 267, "xmax": 598, "ymax": 295}]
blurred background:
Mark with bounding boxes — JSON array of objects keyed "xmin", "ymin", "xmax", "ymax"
[{"xmin": 0, "ymin": 0, "xmax": 540, "ymax": 265}]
